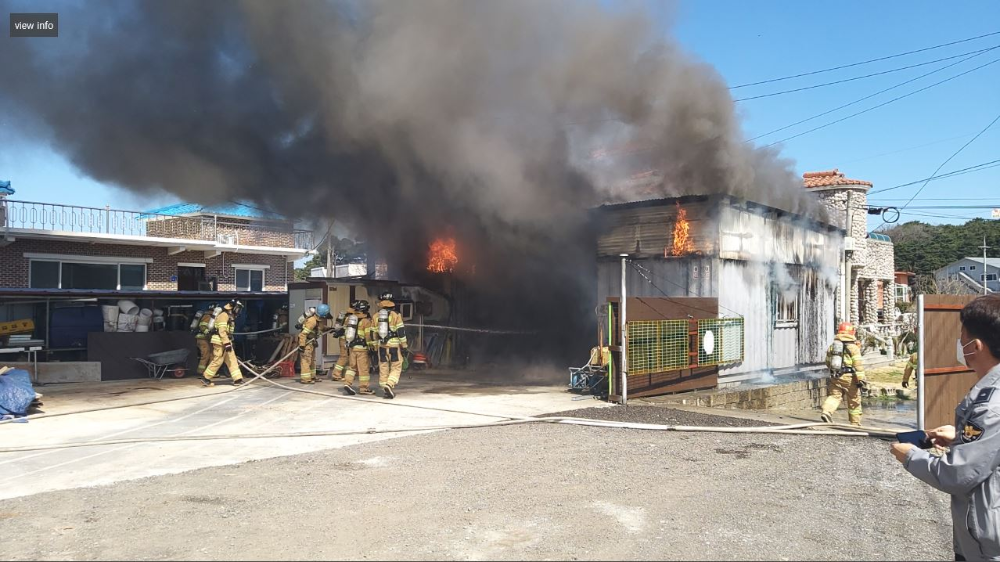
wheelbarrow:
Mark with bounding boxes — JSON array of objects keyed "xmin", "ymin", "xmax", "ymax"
[{"xmin": 131, "ymin": 348, "xmax": 191, "ymax": 380}]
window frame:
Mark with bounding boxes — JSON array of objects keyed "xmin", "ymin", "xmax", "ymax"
[
  {"xmin": 773, "ymin": 287, "xmax": 800, "ymax": 328},
  {"xmin": 233, "ymin": 266, "xmax": 267, "ymax": 291},
  {"xmin": 28, "ymin": 259, "xmax": 61, "ymax": 289},
  {"xmin": 28, "ymin": 259, "xmax": 147, "ymax": 290}
]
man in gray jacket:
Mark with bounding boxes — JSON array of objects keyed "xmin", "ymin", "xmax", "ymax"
[{"xmin": 892, "ymin": 295, "xmax": 1000, "ymax": 561}]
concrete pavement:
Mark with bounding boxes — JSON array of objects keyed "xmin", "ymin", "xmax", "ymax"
[{"xmin": 0, "ymin": 368, "xmax": 608, "ymax": 500}]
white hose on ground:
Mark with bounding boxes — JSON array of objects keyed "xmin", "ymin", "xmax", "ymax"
[
  {"xmin": 0, "ymin": 417, "xmax": 877, "ymax": 454},
  {"xmin": 0, "ymin": 347, "xmax": 304, "ymax": 427},
  {"xmin": 234, "ymin": 356, "xmax": 527, "ymax": 421},
  {"xmin": 0, "ymin": 347, "xmax": 897, "ymax": 446}
]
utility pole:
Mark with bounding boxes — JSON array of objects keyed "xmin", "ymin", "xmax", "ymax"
[
  {"xmin": 620, "ymin": 254, "xmax": 628, "ymax": 406},
  {"xmin": 981, "ymin": 236, "xmax": 991, "ymax": 295}
]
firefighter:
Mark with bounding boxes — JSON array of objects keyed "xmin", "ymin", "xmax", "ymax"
[
  {"xmin": 202, "ymin": 299, "xmax": 246, "ymax": 387},
  {"xmin": 329, "ymin": 301, "xmax": 359, "ymax": 382},
  {"xmin": 902, "ymin": 347, "xmax": 918, "ymax": 389},
  {"xmin": 193, "ymin": 302, "xmax": 216, "ymax": 378},
  {"xmin": 298, "ymin": 303, "xmax": 332, "ymax": 384},
  {"xmin": 343, "ymin": 300, "xmax": 375, "ymax": 395},
  {"xmin": 375, "ymin": 291, "xmax": 407, "ymax": 399},
  {"xmin": 820, "ymin": 322, "xmax": 866, "ymax": 426}
]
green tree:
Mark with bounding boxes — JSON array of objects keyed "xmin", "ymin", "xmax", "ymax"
[
  {"xmin": 888, "ymin": 218, "xmax": 1000, "ymax": 275},
  {"xmin": 293, "ymin": 237, "xmax": 367, "ymax": 280}
]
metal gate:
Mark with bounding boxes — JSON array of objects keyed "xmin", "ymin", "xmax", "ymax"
[{"xmin": 917, "ymin": 294, "xmax": 980, "ymax": 430}]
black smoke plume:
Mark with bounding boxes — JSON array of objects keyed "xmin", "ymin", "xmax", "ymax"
[{"xmin": 0, "ymin": 0, "xmax": 813, "ymax": 364}]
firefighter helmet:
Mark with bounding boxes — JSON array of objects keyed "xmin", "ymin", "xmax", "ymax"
[
  {"xmin": 379, "ymin": 291, "xmax": 394, "ymax": 302},
  {"xmin": 355, "ymin": 300, "xmax": 370, "ymax": 314},
  {"xmin": 837, "ymin": 322, "xmax": 856, "ymax": 337},
  {"xmin": 316, "ymin": 304, "xmax": 331, "ymax": 318},
  {"xmin": 226, "ymin": 299, "xmax": 244, "ymax": 316}
]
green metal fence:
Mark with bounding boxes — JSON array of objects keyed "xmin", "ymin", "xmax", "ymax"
[
  {"xmin": 626, "ymin": 320, "xmax": 689, "ymax": 376},
  {"xmin": 625, "ymin": 317, "xmax": 744, "ymax": 375},
  {"xmin": 697, "ymin": 318, "xmax": 745, "ymax": 367}
]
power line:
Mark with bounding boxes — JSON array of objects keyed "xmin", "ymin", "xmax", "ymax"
[
  {"xmin": 734, "ymin": 45, "xmax": 1000, "ymax": 102},
  {"xmin": 730, "ymin": 30, "xmax": 1000, "ymax": 89},
  {"xmin": 869, "ymin": 198, "xmax": 1000, "ymax": 202},
  {"xmin": 900, "ymin": 112, "xmax": 1000, "ymax": 209},
  {"xmin": 839, "ymin": 133, "xmax": 980, "ymax": 164},
  {"xmin": 748, "ymin": 49, "xmax": 993, "ymax": 142},
  {"xmin": 761, "ymin": 56, "xmax": 1000, "ymax": 148},
  {"xmin": 869, "ymin": 159, "xmax": 1000, "ymax": 194}
]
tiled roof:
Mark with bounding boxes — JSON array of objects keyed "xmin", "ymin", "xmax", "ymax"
[
  {"xmin": 802, "ymin": 169, "xmax": 872, "ymax": 189},
  {"xmin": 143, "ymin": 201, "xmax": 283, "ymax": 220}
]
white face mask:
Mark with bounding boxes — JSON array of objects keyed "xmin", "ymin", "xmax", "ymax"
[{"xmin": 957, "ymin": 338, "xmax": 978, "ymax": 367}]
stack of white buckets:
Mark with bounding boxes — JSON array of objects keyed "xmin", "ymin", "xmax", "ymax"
[{"xmin": 101, "ymin": 301, "xmax": 165, "ymax": 333}]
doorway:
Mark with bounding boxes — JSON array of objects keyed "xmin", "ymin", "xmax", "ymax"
[{"xmin": 177, "ymin": 266, "xmax": 206, "ymax": 291}]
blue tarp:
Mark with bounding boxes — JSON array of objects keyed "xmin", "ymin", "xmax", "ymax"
[
  {"xmin": 0, "ymin": 369, "xmax": 35, "ymax": 417},
  {"xmin": 0, "ymin": 180, "xmax": 13, "ymax": 196}
]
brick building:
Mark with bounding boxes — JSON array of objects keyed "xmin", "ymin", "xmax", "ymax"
[
  {"xmin": 804, "ymin": 169, "xmax": 896, "ymax": 330},
  {"xmin": 0, "ymin": 198, "xmax": 310, "ymax": 293},
  {"xmin": 0, "ymin": 187, "xmax": 313, "ymax": 378}
]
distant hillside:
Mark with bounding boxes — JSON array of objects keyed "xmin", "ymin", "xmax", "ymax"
[{"xmin": 887, "ymin": 218, "xmax": 1000, "ymax": 274}]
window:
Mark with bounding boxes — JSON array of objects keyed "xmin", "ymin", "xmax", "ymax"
[
  {"xmin": 971, "ymin": 265, "xmax": 977, "ymax": 270},
  {"xmin": 774, "ymin": 288, "xmax": 799, "ymax": 327},
  {"xmin": 28, "ymin": 259, "xmax": 146, "ymax": 290},
  {"xmin": 29, "ymin": 261, "xmax": 59, "ymax": 288},
  {"xmin": 984, "ymin": 274, "xmax": 999, "ymax": 282},
  {"xmin": 960, "ymin": 266, "xmax": 967, "ymax": 271},
  {"xmin": 120, "ymin": 264, "xmax": 146, "ymax": 290},
  {"xmin": 62, "ymin": 263, "xmax": 118, "ymax": 289},
  {"xmin": 235, "ymin": 268, "xmax": 264, "ymax": 291}
]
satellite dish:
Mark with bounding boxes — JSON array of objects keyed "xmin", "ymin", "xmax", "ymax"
[{"xmin": 703, "ymin": 330, "xmax": 715, "ymax": 355}]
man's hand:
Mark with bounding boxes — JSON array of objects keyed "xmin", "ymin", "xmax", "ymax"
[
  {"xmin": 223, "ymin": 342, "xmax": 232, "ymax": 352},
  {"xmin": 856, "ymin": 378, "xmax": 868, "ymax": 391},
  {"xmin": 927, "ymin": 425, "xmax": 956, "ymax": 448},
  {"xmin": 891, "ymin": 443, "xmax": 915, "ymax": 463},
  {"xmin": 298, "ymin": 345, "xmax": 306, "ymax": 353}
]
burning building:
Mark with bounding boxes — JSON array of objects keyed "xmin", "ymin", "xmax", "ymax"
[
  {"xmin": 595, "ymin": 194, "xmax": 843, "ymax": 388},
  {"xmin": 0, "ymin": 1, "xmax": 825, "ymax": 371}
]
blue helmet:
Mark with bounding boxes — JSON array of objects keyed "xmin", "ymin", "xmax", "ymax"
[{"xmin": 316, "ymin": 304, "xmax": 331, "ymax": 318}]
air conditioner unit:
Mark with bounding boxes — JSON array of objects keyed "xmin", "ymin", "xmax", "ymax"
[
  {"xmin": 843, "ymin": 237, "xmax": 856, "ymax": 251},
  {"xmin": 217, "ymin": 233, "xmax": 236, "ymax": 245}
]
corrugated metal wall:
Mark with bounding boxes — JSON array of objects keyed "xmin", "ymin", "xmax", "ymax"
[
  {"xmin": 596, "ymin": 198, "xmax": 720, "ymax": 258},
  {"xmin": 597, "ymin": 256, "xmax": 718, "ymax": 303},
  {"xmin": 717, "ymin": 260, "xmax": 835, "ymax": 379}
]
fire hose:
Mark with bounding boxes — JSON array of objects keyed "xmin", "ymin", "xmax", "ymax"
[
  {"xmin": 0, "ymin": 416, "xmax": 886, "ymax": 453},
  {"xmin": 0, "ymin": 346, "xmax": 895, "ymax": 452},
  {"xmin": 0, "ymin": 345, "xmax": 898, "ymax": 449}
]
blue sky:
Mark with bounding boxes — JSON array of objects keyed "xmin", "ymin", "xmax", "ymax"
[{"xmin": 3, "ymin": 0, "xmax": 998, "ymax": 229}]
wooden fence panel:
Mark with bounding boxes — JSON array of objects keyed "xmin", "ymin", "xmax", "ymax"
[{"xmin": 923, "ymin": 295, "xmax": 979, "ymax": 429}]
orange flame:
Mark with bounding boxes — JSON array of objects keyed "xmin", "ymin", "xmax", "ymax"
[
  {"xmin": 669, "ymin": 203, "xmax": 693, "ymax": 257},
  {"xmin": 427, "ymin": 238, "xmax": 459, "ymax": 273}
]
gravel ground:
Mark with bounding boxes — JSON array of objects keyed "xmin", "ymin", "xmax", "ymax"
[
  {"xmin": 551, "ymin": 405, "xmax": 778, "ymax": 427},
  {"xmin": 0, "ymin": 420, "xmax": 951, "ymax": 561}
]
